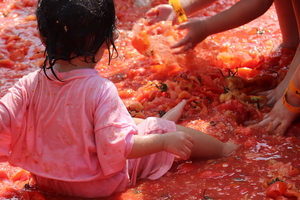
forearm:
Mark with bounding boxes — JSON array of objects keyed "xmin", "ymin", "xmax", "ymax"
[
  {"xmin": 205, "ymin": 0, "xmax": 273, "ymax": 35},
  {"xmin": 180, "ymin": 0, "xmax": 218, "ymax": 16},
  {"xmin": 127, "ymin": 134, "xmax": 164, "ymax": 159}
]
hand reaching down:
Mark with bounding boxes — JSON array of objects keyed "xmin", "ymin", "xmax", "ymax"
[
  {"xmin": 258, "ymin": 96, "xmax": 299, "ymax": 135},
  {"xmin": 146, "ymin": 4, "xmax": 177, "ymax": 25},
  {"xmin": 171, "ymin": 18, "xmax": 209, "ymax": 54}
]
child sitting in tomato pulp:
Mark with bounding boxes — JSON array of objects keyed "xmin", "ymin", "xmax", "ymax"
[{"xmin": 0, "ymin": 0, "xmax": 236, "ymax": 198}]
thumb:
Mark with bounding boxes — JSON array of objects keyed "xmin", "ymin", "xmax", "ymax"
[
  {"xmin": 175, "ymin": 22, "xmax": 190, "ymax": 30},
  {"xmin": 171, "ymin": 36, "xmax": 190, "ymax": 49}
]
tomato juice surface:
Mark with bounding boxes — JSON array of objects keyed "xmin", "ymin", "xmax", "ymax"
[{"xmin": 0, "ymin": 0, "xmax": 299, "ymax": 199}]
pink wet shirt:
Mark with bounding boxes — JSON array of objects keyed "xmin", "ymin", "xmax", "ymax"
[{"xmin": 0, "ymin": 69, "xmax": 176, "ymax": 197}]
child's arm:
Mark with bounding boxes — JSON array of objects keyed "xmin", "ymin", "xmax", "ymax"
[
  {"xmin": 200, "ymin": 0, "xmax": 274, "ymax": 36},
  {"xmin": 172, "ymin": 0, "xmax": 274, "ymax": 53},
  {"xmin": 180, "ymin": 0, "xmax": 218, "ymax": 17},
  {"xmin": 127, "ymin": 131, "xmax": 194, "ymax": 160},
  {"xmin": 146, "ymin": 0, "xmax": 217, "ymax": 25},
  {"xmin": 130, "ymin": 100, "xmax": 189, "ymax": 159}
]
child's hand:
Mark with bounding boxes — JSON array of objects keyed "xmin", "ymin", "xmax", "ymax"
[
  {"xmin": 146, "ymin": 5, "xmax": 177, "ymax": 25},
  {"xmin": 162, "ymin": 131, "xmax": 194, "ymax": 160},
  {"xmin": 171, "ymin": 18, "xmax": 208, "ymax": 54},
  {"xmin": 258, "ymin": 98, "xmax": 298, "ymax": 135}
]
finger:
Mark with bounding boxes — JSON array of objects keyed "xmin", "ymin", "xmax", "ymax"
[
  {"xmin": 181, "ymin": 146, "xmax": 192, "ymax": 160},
  {"xmin": 172, "ymin": 43, "xmax": 194, "ymax": 54},
  {"xmin": 172, "ymin": 48, "xmax": 185, "ymax": 55},
  {"xmin": 147, "ymin": 18, "xmax": 164, "ymax": 25},
  {"xmin": 185, "ymin": 138, "xmax": 194, "ymax": 151},
  {"xmin": 145, "ymin": 8, "xmax": 158, "ymax": 17},
  {"xmin": 274, "ymin": 123, "xmax": 288, "ymax": 136},
  {"xmin": 265, "ymin": 123, "xmax": 273, "ymax": 134},
  {"xmin": 257, "ymin": 90, "xmax": 272, "ymax": 96},
  {"xmin": 172, "ymin": 18, "xmax": 178, "ymax": 26},
  {"xmin": 266, "ymin": 95, "xmax": 276, "ymax": 105},
  {"xmin": 180, "ymin": 152, "xmax": 189, "ymax": 160},
  {"xmin": 266, "ymin": 120, "xmax": 281, "ymax": 134},
  {"xmin": 184, "ymin": 132, "xmax": 194, "ymax": 145},
  {"xmin": 243, "ymin": 120, "xmax": 257, "ymax": 126},
  {"xmin": 273, "ymin": 113, "xmax": 297, "ymax": 135},
  {"xmin": 175, "ymin": 22, "xmax": 190, "ymax": 30},
  {"xmin": 266, "ymin": 91, "xmax": 280, "ymax": 105},
  {"xmin": 171, "ymin": 36, "xmax": 191, "ymax": 49},
  {"xmin": 175, "ymin": 147, "xmax": 188, "ymax": 160},
  {"xmin": 257, "ymin": 112, "xmax": 272, "ymax": 126},
  {"xmin": 171, "ymin": 47, "xmax": 189, "ymax": 54},
  {"xmin": 262, "ymin": 113, "xmax": 270, "ymax": 120},
  {"xmin": 256, "ymin": 90, "xmax": 274, "ymax": 105},
  {"xmin": 257, "ymin": 118, "xmax": 269, "ymax": 127}
]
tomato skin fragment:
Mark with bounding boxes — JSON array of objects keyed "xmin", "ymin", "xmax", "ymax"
[
  {"xmin": 11, "ymin": 169, "xmax": 31, "ymax": 181},
  {"xmin": 0, "ymin": 171, "xmax": 9, "ymax": 180},
  {"xmin": 266, "ymin": 181, "xmax": 287, "ymax": 199},
  {"xmin": 131, "ymin": 31, "xmax": 150, "ymax": 55},
  {"xmin": 23, "ymin": 191, "xmax": 46, "ymax": 200},
  {"xmin": 284, "ymin": 189, "xmax": 300, "ymax": 199},
  {"xmin": 176, "ymin": 163, "xmax": 195, "ymax": 174},
  {"xmin": 288, "ymin": 168, "xmax": 300, "ymax": 176},
  {"xmin": 0, "ymin": 59, "xmax": 14, "ymax": 68},
  {"xmin": 197, "ymin": 170, "xmax": 227, "ymax": 179}
]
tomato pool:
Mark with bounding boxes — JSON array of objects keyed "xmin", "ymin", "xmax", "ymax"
[{"xmin": 0, "ymin": 0, "xmax": 300, "ymax": 199}]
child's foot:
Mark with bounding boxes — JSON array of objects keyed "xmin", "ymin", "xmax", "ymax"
[{"xmin": 162, "ymin": 100, "xmax": 187, "ymax": 123}]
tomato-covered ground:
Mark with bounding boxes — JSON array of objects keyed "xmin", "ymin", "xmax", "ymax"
[{"xmin": 0, "ymin": 0, "xmax": 300, "ymax": 199}]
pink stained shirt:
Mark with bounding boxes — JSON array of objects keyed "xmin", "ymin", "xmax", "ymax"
[{"xmin": 0, "ymin": 68, "xmax": 176, "ymax": 197}]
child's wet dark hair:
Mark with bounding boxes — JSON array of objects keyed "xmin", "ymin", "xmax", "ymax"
[{"xmin": 36, "ymin": 0, "xmax": 117, "ymax": 80}]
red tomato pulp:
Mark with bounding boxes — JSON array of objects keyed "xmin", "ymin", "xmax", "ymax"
[{"xmin": 0, "ymin": 0, "xmax": 300, "ymax": 199}]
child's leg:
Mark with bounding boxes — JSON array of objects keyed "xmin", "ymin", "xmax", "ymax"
[
  {"xmin": 162, "ymin": 100, "xmax": 187, "ymax": 123},
  {"xmin": 176, "ymin": 125, "xmax": 236, "ymax": 158}
]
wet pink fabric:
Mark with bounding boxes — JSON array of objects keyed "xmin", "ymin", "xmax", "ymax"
[{"xmin": 0, "ymin": 69, "xmax": 176, "ymax": 197}]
